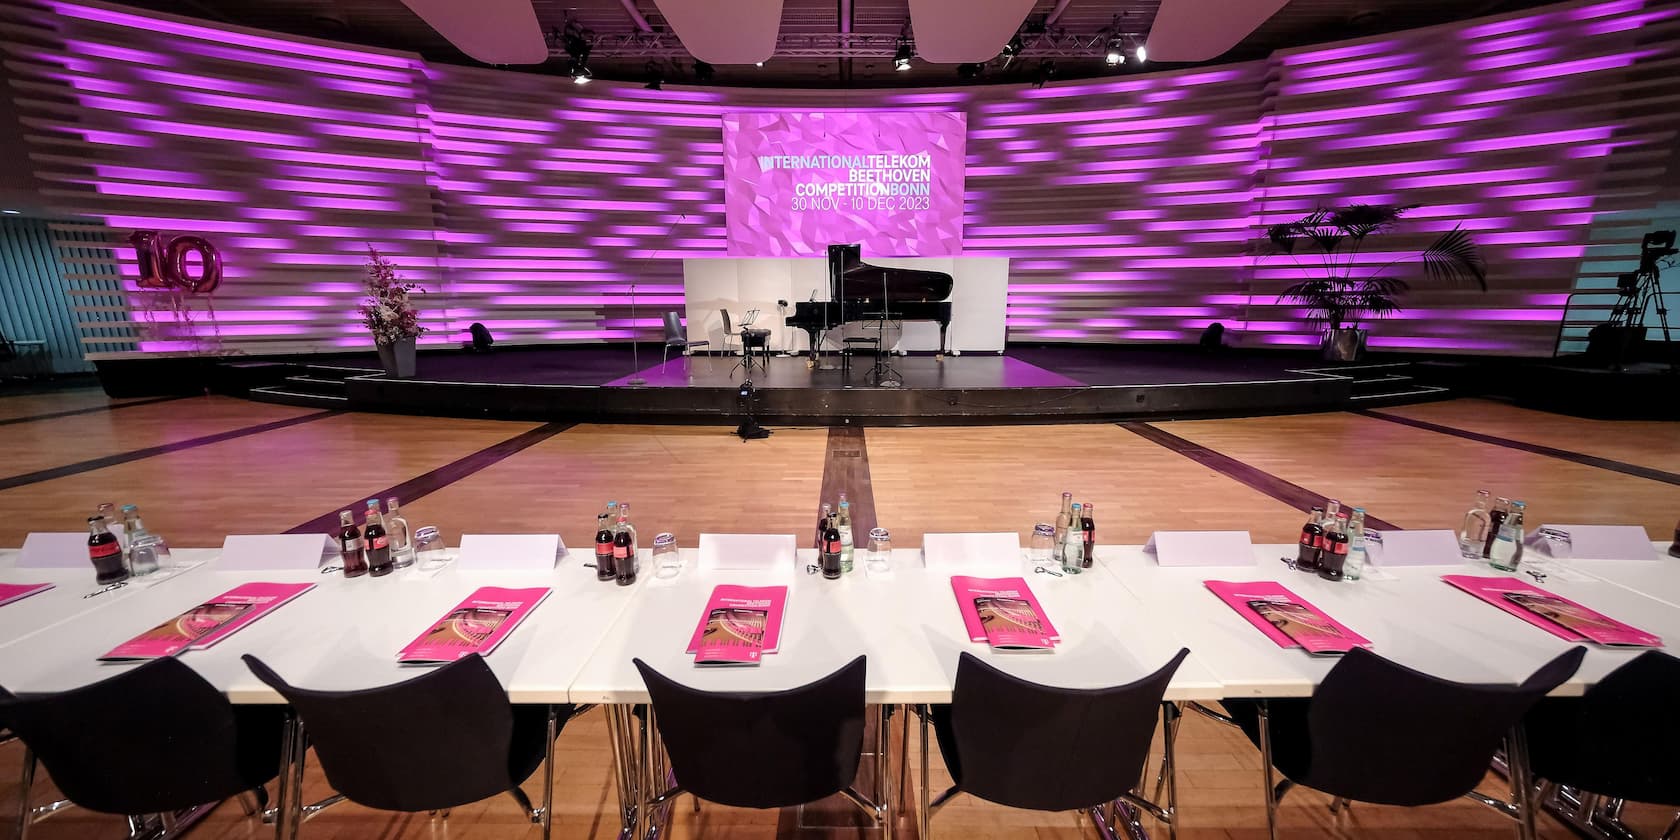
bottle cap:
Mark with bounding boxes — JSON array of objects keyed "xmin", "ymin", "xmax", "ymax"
[
  {"xmin": 413, "ymin": 525, "xmax": 439, "ymax": 543},
  {"xmin": 869, "ymin": 527, "xmax": 889, "ymax": 540},
  {"xmin": 1033, "ymin": 523, "xmax": 1055, "ymax": 537},
  {"xmin": 653, "ymin": 532, "xmax": 676, "ymax": 548},
  {"xmin": 121, "ymin": 504, "xmax": 137, "ymax": 513}
]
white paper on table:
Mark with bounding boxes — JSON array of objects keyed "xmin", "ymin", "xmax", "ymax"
[
  {"xmin": 218, "ymin": 534, "xmax": 337, "ymax": 571},
  {"xmin": 18, "ymin": 533, "xmax": 91, "ymax": 568},
  {"xmin": 457, "ymin": 534, "xmax": 564, "ymax": 572},
  {"xmin": 1143, "ymin": 531, "xmax": 1254, "ymax": 567},
  {"xmin": 697, "ymin": 534, "xmax": 796, "ymax": 571},
  {"xmin": 921, "ymin": 532, "xmax": 1021, "ymax": 570},
  {"xmin": 1531, "ymin": 525, "xmax": 1659, "ymax": 562},
  {"xmin": 1365, "ymin": 529, "xmax": 1460, "ymax": 567}
]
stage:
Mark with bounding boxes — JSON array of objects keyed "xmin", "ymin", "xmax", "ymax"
[{"xmin": 200, "ymin": 344, "xmax": 1460, "ymax": 425}]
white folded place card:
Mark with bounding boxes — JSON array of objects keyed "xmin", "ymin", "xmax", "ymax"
[
  {"xmin": 219, "ymin": 534, "xmax": 337, "ymax": 571},
  {"xmin": 18, "ymin": 532, "xmax": 89, "ymax": 569},
  {"xmin": 1531, "ymin": 525, "xmax": 1659, "ymax": 562},
  {"xmin": 922, "ymin": 532, "xmax": 1020, "ymax": 570},
  {"xmin": 1366, "ymin": 529, "xmax": 1460, "ymax": 566},
  {"xmin": 1144, "ymin": 530, "xmax": 1255, "ymax": 567},
  {"xmin": 457, "ymin": 534, "xmax": 564, "ymax": 572},
  {"xmin": 697, "ymin": 534, "xmax": 797, "ymax": 571}
]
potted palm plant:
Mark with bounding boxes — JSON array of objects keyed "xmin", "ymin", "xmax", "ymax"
[
  {"xmin": 1262, "ymin": 205, "xmax": 1486, "ymax": 362},
  {"xmin": 360, "ymin": 245, "xmax": 427, "ymax": 377}
]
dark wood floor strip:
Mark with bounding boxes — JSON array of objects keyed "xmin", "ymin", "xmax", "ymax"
[
  {"xmin": 286, "ymin": 422, "xmax": 574, "ymax": 535},
  {"xmin": 0, "ymin": 410, "xmax": 342, "ymax": 491},
  {"xmin": 0, "ymin": 394, "xmax": 185, "ymax": 428},
  {"xmin": 818, "ymin": 426, "xmax": 878, "ymax": 538},
  {"xmin": 1119, "ymin": 421, "xmax": 1402, "ymax": 531},
  {"xmin": 1356, "ymin": 409, "xmax": 1680, "ymax": 487}
]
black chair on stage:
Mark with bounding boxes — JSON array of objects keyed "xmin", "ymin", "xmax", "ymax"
[
  {"xmin": 0, "ymin": 657, "xmax": 284, "ymax": 840},
  {"xmin": 721, "ymin": 309, "xmax": 771, "ymax": 372},
  {"xmin": 632, "ymin": 656, "xmax": 882, "ymax": 821},
  {"xmin": 243, "ymin": 653, "xmax": 571, "ymax": 840},
  {"xmin": 1218, "ymin": 646, "xmax": 1584, "ymax": 840},
  {"xmin": 927, "ymin": 650, "xmax": 1190, "ymax": 840},
  {"xmin": 661, "ymin": 311, "xmax": 709, "ymax": 370},
  {"xmin": 1524, "ymin": 650, "xmax": 1680, "ymax": 837}
]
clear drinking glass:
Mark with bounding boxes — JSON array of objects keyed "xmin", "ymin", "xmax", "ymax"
[
  {"xmin": 653, "ymin": 532, "xmax": 681, "ymax": 578},
  {"xmin": 1029, "ymin": 523, "xmax": 1055, "ymax": 566},
  {"xmin": 867, "ymin": 528, "xmax": 892, "ymax": 573},
  {"xmin": 413, "ymin": 526, "xmax": 450, "ymax": 571}
]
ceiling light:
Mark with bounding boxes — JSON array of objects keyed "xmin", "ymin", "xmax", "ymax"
[
  {"xmin": 1136, "ymin": 45, "xmax": 1148, "ymax": 62},
  {"xmin": 755, "ymin": 60, "xmax": 765, "ymax": 67},
  {"xmin": 1, "ymin": 209, "xmax": 19, "ymax": 215},
  {"xmin": 571, "ymin": 64, "xmax": 592, "ymax": 84},
  {"xmin": 894, "ymin": 38, "xmax": 913, "ymax": 71},
  {"xmin": 1105, "ymin": 40, "xmax": 1125, "ymax": 66},
  {"xmin": 1002, "ymin": 33, "xmax": 1023, "ymax": 58}
]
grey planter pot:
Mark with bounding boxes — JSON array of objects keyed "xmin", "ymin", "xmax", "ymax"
[
  {"xmin": 1321, "ymin": 328, "xmax": 1367, "ymax": 363},
  {"xmin": 377, "ymin": 337, "xmax": 417, "ymax": 378}
]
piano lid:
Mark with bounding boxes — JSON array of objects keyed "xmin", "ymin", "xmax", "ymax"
[{"xmin": 826, "ymin": 244, "xmax": 953, "ymax": 304}]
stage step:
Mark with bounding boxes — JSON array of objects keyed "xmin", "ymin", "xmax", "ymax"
[
  {"xmin": 247, "ymin": 386, "xmax": 350, "ymax": 409},
  {"xmin": 281, "ymin": 375, "xmax": 349, "ymax": 397},
  {"xmin": 1348, "ymin": 384, "xmax": 1452, "ymax": 405}
]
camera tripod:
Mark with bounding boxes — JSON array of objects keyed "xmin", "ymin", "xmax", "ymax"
[{"xmin": 1609, "ymin": 230, "xmax": 1677, "ymax": 372}]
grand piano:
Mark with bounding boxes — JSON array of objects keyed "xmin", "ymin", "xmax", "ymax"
[{"xmin": 785, "ymin": 244, "xmax": 955, "ymax": 358}]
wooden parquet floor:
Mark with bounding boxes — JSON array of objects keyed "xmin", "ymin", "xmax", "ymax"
[{"xmin": 1, "ymin": 393, "xmax": 1676, "ymax": 839}]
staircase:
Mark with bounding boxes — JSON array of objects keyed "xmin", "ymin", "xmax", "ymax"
[
  {"xmin": 1294, "ymin": 361, "xmax": 1453, "ymax": 408},
  {"xmin": 246, "ymin": 365, "xmax": 372, "ymax": 409}
]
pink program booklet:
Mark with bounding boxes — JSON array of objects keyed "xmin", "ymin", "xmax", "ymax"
[
  {"xmin": 693, "ymin": 607, "xmax": 770, "ymax": 666},
  {"xmin": 101, "ymin": 582, "xmax": 316, "ymax": 661},
  {"xmin": 951, "ymin": 576, "xmax": 1060, "ymax": 645},
  {"xmin": 398, "ymin": 587, "xmax": 551, "ymax": 664},
  {"xmin": 1442, "ymin": 575, "xmax": 1663, "ymax": 648},
  {"xmin": 0, "ymin": 582, "xmax": 54, "ymax": 608},
  {"xmin": 974, "ymin": 596, "xmax": 1056, "ymax": 651},
  {"xmin": 1206, "ymin": 580, "xmax": 1371, "ymax": 656},
  {"xmin": 686, "ymin": 585, "xmax": 788, "ymax": 655}
]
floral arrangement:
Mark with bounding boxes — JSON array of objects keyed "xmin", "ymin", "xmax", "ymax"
[{"xmin": 359, "ymin": 244, "xmax": 426, "ymax": 346}]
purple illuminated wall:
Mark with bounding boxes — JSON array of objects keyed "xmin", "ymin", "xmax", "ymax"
[{"xmin": 2, "ymin": 0, "xmax": 1676, "ymax": 356}]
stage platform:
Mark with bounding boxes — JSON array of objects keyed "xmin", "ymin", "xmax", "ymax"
[{"xmin": 200, "ymin": 344, "xmax": 1458, "ymax": 425}]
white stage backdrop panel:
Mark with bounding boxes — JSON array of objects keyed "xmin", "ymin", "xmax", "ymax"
[{"xmin": 683, "ymin": 258, "xmax": 1007, "ymax": 354}]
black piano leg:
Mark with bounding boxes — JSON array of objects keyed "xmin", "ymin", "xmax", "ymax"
[
  {"xmin": 805, "ymin": 329, "xmax": 821, "ymax": 367},
  {"xmin": 937, "ymin": 324, "xmax": 950, "ymax": 361}
]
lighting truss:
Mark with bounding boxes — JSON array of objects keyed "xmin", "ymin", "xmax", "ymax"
[{"xmin": 549, "ymin": 30, "xmax": 1146, "ymax": 60}]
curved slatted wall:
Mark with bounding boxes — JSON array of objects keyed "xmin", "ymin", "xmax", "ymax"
[{"xmin": 0, "ymin": 0, "xmax": 1676, "ymax": 358}]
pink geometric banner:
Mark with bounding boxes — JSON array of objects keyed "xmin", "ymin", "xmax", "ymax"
[{"xmin": 722, "ymin": 111, "xmax": 966, "ymax": 258}]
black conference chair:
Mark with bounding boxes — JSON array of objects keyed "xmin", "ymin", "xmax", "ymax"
[
  {"xmin": 661, "ymin": 310, "xmax": 709, "ymax": 370},
  {"xmin": 0, "ymin": 657, "xmax": 284, "ymax": 840},
  {"xmin": 1219, "ymin": 646, "xmax": 1585, "ymax": 840},
  {"xmin": 927, "ymin": 649, "xmax": 1191, "ymax": 840},
  {"xmin": 633, "ymin": 656, "xmax": 883, "ymax": 826},
  {"xmin": 1524, "ymin": 650, "xmax": 1680, "ymax": 838},
  {"xmin": 243, "ymin": 653, "xmax": 572, "ymax": 840}
]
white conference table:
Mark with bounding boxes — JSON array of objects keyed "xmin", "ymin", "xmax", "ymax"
[
  {"xmin": 0, "ymin": 549, "xmax": 208, "ymax": 649},
  {"xmin": 1564, "ymin": 544, "xmax": 1680, "ymax": 609},
  {"xmin": 0, "ymin": 548, "xmax": 639, "ymax": 704},
  {"xmin": 569, "ymin": 548, "xmax": 1222, "ymax": 705},
  {"xmin": 1101, "ymin": 544, "xmax": 1680, "ymax": 698}
]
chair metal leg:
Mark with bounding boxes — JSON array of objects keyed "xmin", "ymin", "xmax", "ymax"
[
  {"xmin": 538, "ymin": 704, "xmax": 559, "ymax": 840},
  {"xmin": 1660, "ymin": 811, "xmax": 1680, "ymax": 840},
  {"xmin": 1257, "ymin": 701, "xmax": 1280, "ymax": 840},
  {"xmin": 1162, "ymin": 703, "xmax": 1180, "ymax": 840},
  {"xmin": 919, "ymin": 704, "xmax": 932, "ymax": 840},
  {"xmin": 15, "ymin": 747, "xmax": 35, "ymax": 840},
  {"xmin": 876, "ymin": 704, "xmax": 894, "ymax": 840},
  {"xmin": 605, "ymin": 705, "xmax": 639, "ymax": 840},
  {"xmin": 1506, "ymin": 726, "xmax": 1539, "ymax": 840}
]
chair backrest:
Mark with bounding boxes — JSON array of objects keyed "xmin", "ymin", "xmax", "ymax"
[
  {"xmin": 720, "ymin": 308, "xmax": 733, "ymax": 334},
  {"xmin": 634, "ymin": 656, "xmax": 867, "ymax": 809},
  {"xmin": 663, "ymin": 311, "xmax": 685, "ymax": 343},
  {"xmin": 944, "ymin": 650, "xmax": 1189, "ymax": 811},
  {"xmin": 1302, "ymin": 645, "xmax": 1585, "ymax": 807},
  {"xmin": 1525, "ymin": 649, "xmax": 1680, "ymax": 805},
  {"xmin": 243, "ymin": 653, "xmax": 519, "ymax": 812},
  {"xmin": 0, "ymin": 657, "xmax": 280, "ymax": 814}
]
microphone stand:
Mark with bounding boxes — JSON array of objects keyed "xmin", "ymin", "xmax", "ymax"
[{"xmin": 626, "ymin": 281, "xmax": 646, "ymax": 385}]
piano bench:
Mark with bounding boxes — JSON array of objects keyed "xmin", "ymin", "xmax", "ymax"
[{"xmin": 840, "ymin": 337, "xmax": 881, "ymax": 377}]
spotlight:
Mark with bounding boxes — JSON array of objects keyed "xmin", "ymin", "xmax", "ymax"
[
  {"xmin": 894, "ymin": 38, "xmax": 913, "ymax": 71},
  {"xmin": 1002, "ymin": 32, "xmax": 1023, "ymax": 58},
  {"xmin": 571, "ymin": 63, "xmax": 592, "ymax": 84},
  {"xmin": 1032, "ymin": 58, "xmax": 1057, "ymax": 88},
  {"xmin": 0, "ymin": 209, "xmax": 19, "ymax": 215},
  {"xmin": 734, "ymin": 380, "xmax": 771, "ymax": 441},
  {"xmin": 693, "ymin": 60, "xmax": 715, "ymax": 82},
  {"xmin": 1105, "ymin": 39, "xmax": 1125, "ymax": 66},
  {"xmin": 1136, "ymin": 44, "xmax": 1148, "ymax": 62}
]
